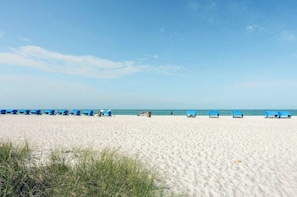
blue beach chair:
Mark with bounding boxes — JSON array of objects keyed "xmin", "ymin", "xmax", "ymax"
[
  {"xmin": 265, "ymin": 111, "xmax": 278, "ymax": 118},
  {"xmin": 277, "ymin": 111, "xmax": 292, "ymax": 118},
  {"xmin": 57, "ymin": 110, "xmax": 68, "ymax": 115},
  {"xmin": 83, "ymin": 110, "xmax": 94, "ymax": 116},
  {"xmin": 44, "ymin": 110, "xmax": 56, "ymax": 115},
  {"xmin": 187, "ymin": 110, "xmax": 197, "ymax": 118},
  {"xmin": 0, "ymin": 109, "xmax": 7, "ymax": 114},
  {"xmin": 19, "ymin": 109, "xmax": 31, "ymax": 115},
  {"xmin": 31, "ymin": 109, "xmax": 42, "ymax": 115},
  {"xmin": 209, "ymin": 110, "xmax": 219, "ymax": 118},
  {"xmin": 6, "ymin": 109, "xmax": 18, "ymax": 115},
  {"xmin": 232, "ymin": 110, "xmax": 243, "ymax": 118},
  {"xmin": 102, "ymin": 109, "xmax": 112, "ymax": 116},
  {"xmin": 70, "ymin": 110, "xmax": 81, "ymax": 116}
]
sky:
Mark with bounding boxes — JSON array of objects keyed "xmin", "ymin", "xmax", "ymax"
[{"xmin": 1, "ymin": 0, "xmax": 297, "ymax": 109}]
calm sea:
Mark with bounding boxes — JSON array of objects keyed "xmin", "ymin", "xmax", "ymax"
[
  {"xmin": 109, "ymin": 109, "xmax": 297, "ymax": 116},
  {"xmin": 47, "ymin": 109, "xmax": 297, "ymax": 116}
]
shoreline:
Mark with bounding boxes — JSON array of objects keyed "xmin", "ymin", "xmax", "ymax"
[
  {"xmin": 2, "ymin": 109, "xmax": 296, "ymax": 117},
  {"xmin": 1, "ymin": 115, "xmax": 297, "ymax": 196}
]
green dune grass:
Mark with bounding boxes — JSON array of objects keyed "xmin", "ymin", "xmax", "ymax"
[{"xmin": 0, "ymin": 141, "xmax": 183, "ymax": 197}]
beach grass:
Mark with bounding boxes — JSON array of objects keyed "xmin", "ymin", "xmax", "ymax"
[{"xmin": 0, "ymin": 141, "xmax": 179, "ymax": 197}]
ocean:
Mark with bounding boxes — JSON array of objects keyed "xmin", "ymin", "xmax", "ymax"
[
  {"xmin": 71, "ymin": 109, "xmax": 297, "ymax": 116},
  {"xmin": 3, "ymin": 109, "xmax": 296, "ymax": 116}
]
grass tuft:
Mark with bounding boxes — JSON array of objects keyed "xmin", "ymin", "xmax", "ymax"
[{"xmin": 0, "ymin": 141, "xmax": 181, "ymax": 197}]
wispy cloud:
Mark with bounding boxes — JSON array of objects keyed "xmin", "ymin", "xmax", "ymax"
[
  {"xmin": 245, "ymin": 24, "xmax": 264, "ymax": 33},
  {"xmin": 152, "ymin": 65, "xmax": 184, "ymax": 75},
  {"xmin": 18, "ymin": 36, "xmax": 31, "ymax": 42},
  {"xmin": 246, "ymin": 25, "xmax": 256, "ymax": 32},
  {"xmin": 281, "ymin": 31, "xmax": 295, "ymax": 42},
  {"xmin": 0, "ymin": 46, "xmax": 184, "ymax": 78},
  {"xmin": 143, "ymin": 54, "xmax": 159, "ymax": 59}
]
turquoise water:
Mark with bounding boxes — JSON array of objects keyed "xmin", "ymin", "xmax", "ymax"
[
  {"xmin": 109, "ymin": 109, "xmax": 297, "ymax": 116},
  {"xmin": 3, "ymin": 109, "xmax": 296, "ymax": 116},
  {"xmin": 56, "ymin": 109, "xmax": 295, "ymax": 116}
]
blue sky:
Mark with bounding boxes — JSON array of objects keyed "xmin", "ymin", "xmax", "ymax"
[{"xmin": 1, "ymin": 0, "xmax": 297, "ymax": 109}]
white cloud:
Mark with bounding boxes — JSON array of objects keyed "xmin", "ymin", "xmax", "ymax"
[
  {"xmin": 152, "ymin": 65, "xmax": 184, "ymax": 75},
  {"xmin": 246, "ymin": 25, "xmax": 256, "ymax": 32},
  {"xmin": 18, "ymin": 36, "xmax": 31, "ymax": 42},
  {"xmin": 245, "ymin": 24, "xmax": 265, "ymax": 33},
  {"xmin": 281, "ymin": 31, "xmax": 295, "ymax": 42},
  {"xmin": 0, "ymin": 46, "xmax": 184, "ymax": 78},
  {"xmin": 143, "ymin": 54, "xmax": 159, "ymax": 59},
  {"xmin": 139, "ymin": 54, "xmax": 159, "ymax": 61}
]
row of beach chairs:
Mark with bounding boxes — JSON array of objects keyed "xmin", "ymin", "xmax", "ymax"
[
  {"xmin": 0, "ymin": 109, "xmax": 112, "ymax": 116},
  {"xmin": 1, "ymin": 109, "xmax": 292, "ymax": 118},
  {"xmin": 186, "ymin": 110, "xmax": 242, "ymax": 118},
  {"xmin": 187, "ymin": 110, "xmax": 292, "ymax": 118},
  {"xmin": 264, "ymin": 111, "xmax": 292, "ymax": 118}
]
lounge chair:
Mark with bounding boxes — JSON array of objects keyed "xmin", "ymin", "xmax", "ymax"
[
  {"xmin": 102, "ymin": 109, "xmax": 112, "ymax": 116},
  {"xmin": 187, "ymin": 110, "xmax": 197, "ymax": 118},
  {"xmin": 6, "ymin": 109, "xmax": 18, "ymax": 115},
  {"xmin": 83, "ymin": 110, "xmax": 94, "ymax": 116},
  {"xmin": 278, "ymin": 111, "xmax": 292, "ymax": 118},
  {"xmin": 31, "ymin": 109, "xmax": 42, "ymax": 115},
  {"xmin": 70, "ymin": 110, "xmax": 81, "ymax": 116},
  {"xmin": 209, "ymin": 110, "xmax": 219, "ymax": 118},
  {"xmin": 265, "ymin": 111, "xmax": 278, "ymax": 118},
  {"xmin": 232, "ymin": 110, "xmax": 243, "ymax": 118},
  {"xmin": 44, "ymin": 110, "xmax": 56, "ymax": 115},
  {"xmin": 19, "ymin": 109, "xmax": 30, "ymax": 115},
  {"xmin": 0, "ymin": 109, "xmax": 6, "ymax": 114},
  {"xmin": 57, "ymin": 110, "xmax": 68, "ymax": 115}
]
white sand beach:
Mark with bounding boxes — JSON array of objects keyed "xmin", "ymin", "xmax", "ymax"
[{"xmin": 1, "ymin": 115, "xmax": 297, "ymax": 196}]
